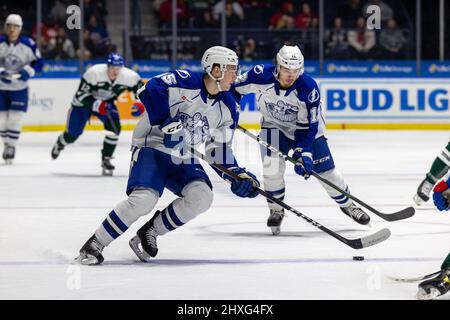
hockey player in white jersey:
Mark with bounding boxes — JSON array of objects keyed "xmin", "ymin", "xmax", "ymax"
[
  {"xmin": 50, "ymin": 53, "xmax": 144, "ymax": 175},
  {"xmin": 0, "ymin": 14, "xmax": 43, "ymax": 164},
  {"xmin": 75, "ymin": 46, "xmax": 260, "ymax": 265},
  {"xmin": 232, "ymin": 45, "xmax": 370, "ymax": 235}
]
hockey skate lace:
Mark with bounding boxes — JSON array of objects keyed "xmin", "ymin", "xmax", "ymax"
[
  {"xmin": 271, "ymin": 210, "xmax": 285, "ymax": 218},
  {"xmin": 349, "ymin": 206, "xmax": 365, "ymax": 220},
  {"xmin": 146, "ymin": 228, "xmax": 158, "ymax": 248},
  {"xmin": 91, "ymin": 237, "xmax": 104, "ymax": 252},
  {"xmin": 422, "ymin": 182, "xmax": 433, "ymax": 195}
]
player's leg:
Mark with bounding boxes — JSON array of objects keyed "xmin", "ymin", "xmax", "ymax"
[
  {"xmin": 51, "ymin": 107, "xmax": 90, "ymax": 159},
  {"xmin": 2, "ymin": 89, "xmax": 28, "ymax": 164},
  {"xmin": 313, "ymin": 136, "xmax": 370, "ymax": 225},
  {"xmin": 129, "ymin": 159, "xmax": 214, "ymax": 261},
  {"xmin": 414, "ymin": 142, "xmax": 450, "ymax": 205},
  {"xmin": 97, "ymin": 105, "xmax": 121, "ymax": 176},
  {"xmin": 76, "ymin": 147, "xmax": 168, "ymax": 265},
  {"xmin": 260, "ymin": 128, "xmax": 291, "ymax": 235},
  {"xmin": 0, "ymin": 90, "xmax": 8, "ymax": 158}
]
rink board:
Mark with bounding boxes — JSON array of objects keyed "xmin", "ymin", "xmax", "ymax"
[{"xmin": 22, "ymin": 78, "xmax": 450, "ymax": 131}]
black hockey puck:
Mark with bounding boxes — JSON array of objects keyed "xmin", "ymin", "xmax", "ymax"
[{"xmin": 353, "ymin": 256, "xmax": 364, "ymax": 261}]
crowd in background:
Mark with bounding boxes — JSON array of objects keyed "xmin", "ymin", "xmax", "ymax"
[{"xmin": 1, "ymin": 0, "xmax": 447, "ymax": 62}]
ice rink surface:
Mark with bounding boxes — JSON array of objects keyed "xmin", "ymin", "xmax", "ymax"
[{"xmin": 0, "ymin": 129, "xmax": 449, "ymax": 300}]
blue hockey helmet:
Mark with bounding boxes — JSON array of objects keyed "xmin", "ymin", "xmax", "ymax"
[{"xmin": 106, "ymin": 53, "xmax": 125, "ymax": 67}]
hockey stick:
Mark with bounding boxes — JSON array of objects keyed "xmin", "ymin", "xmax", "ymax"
[
  {"xmin": 236, "ymin": 125, "xmax": 415, "ymax": 222},
  {"xmin": 388, "ymin": 270, "xmax": 442, "ymax": 283},
  {"xmin": 188, "ymin": 147, "xmax": 391, "ymax": 250}
]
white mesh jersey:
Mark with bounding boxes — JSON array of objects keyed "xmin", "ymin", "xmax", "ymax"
[
  {"xmin": 0, "ymin": 35, "xmax": 43, "ymax": 91},
  {"xmin": 233, "ymin": 64, "xmax": 325, "ymax": 142}
]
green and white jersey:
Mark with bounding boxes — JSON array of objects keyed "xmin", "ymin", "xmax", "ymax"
[{"xmin": 71, "ymin": 63, "xmax": 143, "ymax": 108}]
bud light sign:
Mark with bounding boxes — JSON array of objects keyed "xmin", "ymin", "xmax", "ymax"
[{"xmin": 320, "ymin": 79, "xmax": 450, "ymax": 121}]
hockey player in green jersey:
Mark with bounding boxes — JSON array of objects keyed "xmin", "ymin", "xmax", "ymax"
[
  {"xmin": 416, "ymin": 179, "xmax": 450, "ymax": 300},
  {"xmin": 414, "ymin": 142, "xmax": 450, "ymax": 205},
  {"xmin": 51, "ymin": 53, "xmax": 144, "ymax": 175}
]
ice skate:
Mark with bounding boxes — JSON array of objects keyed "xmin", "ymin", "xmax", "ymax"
[
  {"xmin": 75, "ymin": 234, "xmax": 105, "ymax": 265},
  {"xmin": 101, "ymin": 156, "xmax": 115, "ymax": 176},
  {"xmin": 129, "ymin": 211, "xmax": 160, "ymax": 262},
  {"xmin": 267, "ymin": 209, "xmax": 285, "ymax": 235},
  {"xmin": 2, "ymin": 144, "xmax": 15, "ymax": 165},
  {"xmin": 340, "ymin": 203, "xmax": 371, "ymax": 225},
  {"xmin": 417, "ymin": 268, "xmax": 450, "ymax": 300},
  {"xmin": 413, "ymin": 179, "xmax": 434, "ymax": 205},
  {"xmin": 51, "ymin": 142, "xmax": 64, "ymax": 159}
]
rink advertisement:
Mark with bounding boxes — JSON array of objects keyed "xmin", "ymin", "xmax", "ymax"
[{"xmin": 23, "ymin": 78, "xmax": 450, "ymax": 131}]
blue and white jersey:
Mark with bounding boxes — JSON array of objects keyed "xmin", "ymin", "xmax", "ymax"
[
  {"xmin": 0, "ymin": 35, "xmax": 43, "ymax": 91},
  {"xmin": 133, "ymin": 69, "xmax": 239, "ymax": 167},
  {"xmin": 232, "ymin": 64, "xmax": 325, "ymax": 153}
]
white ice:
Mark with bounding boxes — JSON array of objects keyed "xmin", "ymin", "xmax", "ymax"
[{"xmin": 0, "ymin": 129, "xmax": 449, "ymax": 300}]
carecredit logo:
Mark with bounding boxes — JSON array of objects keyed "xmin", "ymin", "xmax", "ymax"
[
  {"xmin": 428, "ymin": 63, "xmax": 450, "ymax": 73},
  {"xmin": 42, "ymin": 63, "xmax": 78, "ymax": 73}
]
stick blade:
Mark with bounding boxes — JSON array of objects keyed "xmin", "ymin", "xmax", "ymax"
[
  {"xmin": 378, "ymin": 206, "xmax": 415, "ymax": 221},
  {"xmin": 348, "ymin": 228, "xmax": 391, "ymax": 249}
]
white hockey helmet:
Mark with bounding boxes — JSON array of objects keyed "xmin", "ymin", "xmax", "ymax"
[
  {"xmin": 5, "ymin": 14, "xmax": 23, "ymax": 28},
  {"xmin": 276, "ymin": 45, "xmax": 304, "ymax": 75},
  {"xmin": 201, "ymin": 46, "xmax": 239, "ymax": 81}
]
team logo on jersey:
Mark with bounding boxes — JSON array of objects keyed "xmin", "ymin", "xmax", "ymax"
[
  {"xmin": 308, "ymin": 88, "xmax": 320, "ymax": 103},
  {"xmin": 265, "ymin": 100, "xmax": 298, "ymax": 122},
  {"xmin": 4, "ymin": 54, "xmax": 23, "ymax": 71},
  {"xmin": 254, "ymin": 65, "xmax": 264, "ymax": 74},
  {"xmin": 159, "ymin": 72, "xmax": 177, "ymax": 86},
  {"xmin": 178, "ymin": 112, "xmax": 210, "ymax": 145},
  {"xmin": 175, "ymin": 70, "xmax": 190, "ymax": 78}
]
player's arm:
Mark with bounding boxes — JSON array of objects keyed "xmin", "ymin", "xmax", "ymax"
[
  {"xmin": 292, "ymin": 84, "xmax": 321, "ymax": 179},
  {"xmin": 205, "ymin": 99, "xmax": 260, "ymax": 198},
  {"xmin": 231, "ymin": 64, "xmax": 267, "ymax": 101},
  {"xmin": 19, "ymin": 39, "xmax": 43, "ymax": 81}
]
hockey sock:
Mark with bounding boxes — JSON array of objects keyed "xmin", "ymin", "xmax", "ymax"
[
  {"xmin": 5, "ymin": 110, "xmax": 24, "ymax": 146},
  {"xmin": 101, "ymin": 134, "xmax": 119, "ymax": 158},
  {"xmin": 266, "ymin": 188, "xmax": 285, "ymax": 211},
  {"xmin": 318, "ymin": 168, "xmax": 352, "ymax": 207},
  {"xmin": 59, "ymin": 132, "xmax": 78, "ymax": 147},
  {"xmin": 425, "ymin": 143, "xmax": 450, "ymax": 184},
  {"xmin": 0, "ymin": 111, "xmax": 7, "ymax": 143},
  {"xmin": 442, "ymin": 252, "xmax": 450, "ymax": 270}
]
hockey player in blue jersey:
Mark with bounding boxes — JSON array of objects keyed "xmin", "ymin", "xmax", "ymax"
[
  {"xmin": 75, "ymin": 46, "xmax": 260, "ymax": 265},
  {"xmin": 232, "ymin": 45, "xmax": 370, "ymax": 235},
  {"xmin": 0, "ymin": 14, "xmax": 43, "ymax": 164}
]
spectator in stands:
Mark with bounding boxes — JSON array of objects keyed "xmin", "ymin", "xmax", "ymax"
[
  {"xmin": 223, "ymin": 2, "xmax": 244, "ymax": 28},
  {"xmin": 158, "ymin": 0, "xmax": 191, "ymax": 28},
  {"xmin": 242, "ymin": 0, "xmax": 272, "ymax": 28},
  {"xmin": 32, "ymin": 17, "xmax": 58, "ymax": 43},
  {"xmin": 48, "ymin": 0, "xmax": 68, "ymax": 25},
  {"xmin": 47, "ymin": 26, "xmax": 75, "ymax": 60},
  {"xmin": 242, "ymin": 37, "xmax": 258, "ymax": 61},
  {"xmin": 347, "ymin": 16, "xmax": 376, "ymax": 60},
  {"xmin": 77, "ymin": 30, "xmax": 93, "ymax": 60},
  {"xmin": 325, "ymin": 17, "xmax": 350, "ymax": 59},
  {"xmin": 196, "ymin": 9, "xmax": 220, "ymax": 28},
  {"xmin": 269, "ymin": 1, "xmax": 294, "ymax": 29},
  {"xmin": 87, "ymin": 15, "xmax": 108, "ymax": 40},
  {"xmin": 213, "ymin": 0, "xmax": 244, "ymax": 22},
  {"xmin": 379, "ymin": 18, "xmax": 406, "ymax": 59},
  {"xmin": 362, "ymin": 0, "xmax": 393, "ymax": 25},
  {"xmin": 295, "ymin": 3, "xmax": 318, "ymax": 29},
  {"xmin": 84, "ymin": 0, "xmax": 108, "ymax": 27},
  {"xmin": 337, "ymin": 0, "xmax": 362, "ymax": 27}
]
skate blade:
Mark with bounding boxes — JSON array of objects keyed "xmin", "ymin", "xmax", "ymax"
[
  {"xmin": 4, "ymin": 159, "xmax": 12, "ymax": 165},
  {"xmin": 129, "ymin": 236, "xmax": 152, "ymax": 263},
  {"xmin": 416, "ymin": 287, "xmax": 441, "ymax": 300},
  {"xmin": 102, "ymin": 169, "xmax": 113, "ymax": 176},
  {"xmin": 270, "ymin": 226, "xmax": 281, "ymax": 236},
  {"xmin": 74, "ymin": 254, "xmax": 101, "ymax": 266}
]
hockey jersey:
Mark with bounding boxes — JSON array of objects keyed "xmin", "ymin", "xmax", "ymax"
[
  {"xmin": 134, "ymin": 69, "xmax": 239, "ymax": 168},
  {"xmin": 71, "ymin": 64, "xmax": 143, "ymax": 108},
  {"xmin": 0, "ymin": 35, "xmax": 43, "ymax": 91},
  {"xmin": 232, "ymin": 64, "xmax": 325, "ymax": 153}
]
